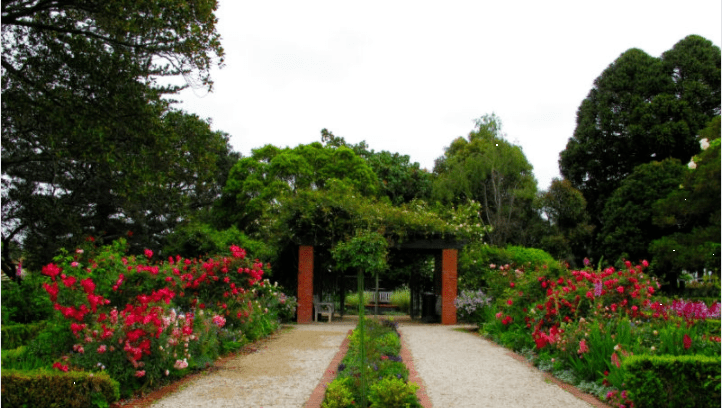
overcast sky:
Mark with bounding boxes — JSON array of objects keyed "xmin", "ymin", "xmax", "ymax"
[{"xmin": 175, "ymin": 0, "xmax": 721, "ymax": 191}]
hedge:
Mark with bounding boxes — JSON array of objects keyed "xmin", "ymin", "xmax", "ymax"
[
  {"xmin": 1, "ymin": 369, "xmax": 120, "ymax": 408},
  {"xmin": 1, "ymin": 321, "xmax": 48, "ymax": 349},
  {"xmin": 622, "ymin": 354, "xmax": 721, "ymax": 408}
]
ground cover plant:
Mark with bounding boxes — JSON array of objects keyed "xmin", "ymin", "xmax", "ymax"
[
  {"xmin": 466, "ymin": 255, "xmax": 721, "ymax": 408},
  {"xmin": 1, "ymin": 238, "xmax": 296, "ymax": 406},
  {"xmin": 322, "ymin": 318, "xmax": 420, "ymax": 408}
]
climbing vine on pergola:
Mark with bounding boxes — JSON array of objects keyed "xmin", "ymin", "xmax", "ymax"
[{"xmin": 270, "ymin": 180, "xmax": 487, "ymax": 325}]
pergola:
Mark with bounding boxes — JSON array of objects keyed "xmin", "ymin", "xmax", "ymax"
[{"xmin": 295, "ymin": 238, "xmax": 464, "ymax": 325}]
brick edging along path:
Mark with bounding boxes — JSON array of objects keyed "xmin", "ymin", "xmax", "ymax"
[{"xmin": 305, "ymin": 326, "xmax": 433, "ymax": 408}]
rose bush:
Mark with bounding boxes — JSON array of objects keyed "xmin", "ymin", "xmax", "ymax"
[
  {"xmin": 37, "ymin": 238, "xmax": 293, "ymax": 397},
  {"xmin": 466, "ymin": 256, "xmax": 721, "ymax": 407}
]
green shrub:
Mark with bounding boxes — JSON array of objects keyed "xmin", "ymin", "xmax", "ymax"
[
  {"xmin": 1, "ymin": 320, "xmax": 49, "ymax": 349},
  {"xmin": 218, "ymin": 328, "xmax": 248, "ymax": 354},
  {"xmin": 1, "ymin": 272, "xmax": 54, "ymax": 324},
  {"xmin": 2, "ymin": 346, "xmax": 49, "ymax": 370},
  {"xmin": 345, "ymin": 292, "xmax": 373, "ymax": 309},
  {"xmin": 23, "ymin": 321, "xmax": 74, "ymax": 365},
  {"xmin": 389, "ymin": 287, "xmax": 411, "ymax": 313},
  {"xmin": 458, "ymin": 243, "xmax": 562, "ymax": 293},
  {"xmin": 504, "ymin": 245, "xmax": 559, "ymax": 270},
  {"xmin": 163, "ymin": 222, "xmax": 272, "ymax": 261},
  {"xmin": 368, "ymin": 376, "xmax": 420, "ymax": 408},
  {"xmin": 622, "ymin": 354, "xmax": 721, "ymax": 408},
  {"xmin": 1, "ymin": 369, "xmax": 120, "ymax": 408},
  {"xmin": 322, "ymin": 377, "xmax": 356, "ymax": 408}
]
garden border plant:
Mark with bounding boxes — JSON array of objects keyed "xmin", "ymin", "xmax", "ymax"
[
  {"xmin": 461, "ymin": 252, "xmax": 721, "ymax": 408},
  {"xmin": 321, "ymin": 317, "xmax": 421, "ymax": 408},
  {"xmin": 1, "ymin": 237, "xmax": 297, "ymax": 406}
]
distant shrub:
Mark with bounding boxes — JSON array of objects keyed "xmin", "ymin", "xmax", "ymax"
[
  {"xmin": 345, "ymin": 292, "xmax": 373, "ymax": 310},
  {"xmin": 389, "ymin": 287, "xmax": 410, "ymax": 313}
]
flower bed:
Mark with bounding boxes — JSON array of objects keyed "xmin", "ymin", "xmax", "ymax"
[
  {"xmin": 1, "ymin": 238, "xmax": 297, "ymax": 406},
  {"xmin": 467, "ymin": 258, "xmax": 721, "ymax": 408},
  {"xmin": 322, "ymin": 318, "xmax": 421, "ymax": 408}
]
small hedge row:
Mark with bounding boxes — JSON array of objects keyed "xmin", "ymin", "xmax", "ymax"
[
  {"xmin": 1, "ymin": 321, "xmax": 48, "ymax": 349},
  {"xmin": 1, "ymin": 369, "xmax": 120, "ymax": 408},
  {"xmin": 622, "ymin": 354, "xmax": 721, "ymax": 408},
  {"xmin": 322, "ymin": 318, "xmax": 420, "ymax": 408}
]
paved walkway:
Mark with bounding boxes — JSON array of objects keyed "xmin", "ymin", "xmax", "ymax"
[
  {"xmin": 398, "ymin": 322, "xmax": 596, "ymax": 408},
  {"xmin": 152, "ymin": 321, "xmax": 353, "ymax": 408}
]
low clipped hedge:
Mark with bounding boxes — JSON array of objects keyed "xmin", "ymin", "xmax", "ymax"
[
  {"xmin": 1, "ymin": 321, "xmax": 49, "ymax": 349},
  {"xmin": 622, "ymin": 354, "xmax": 721, "ymax": 408},
  {"xmin": 1, "ymin": 369, "xmax": 120, "ymax": 408}
]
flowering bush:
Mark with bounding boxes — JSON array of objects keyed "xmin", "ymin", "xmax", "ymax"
[
  {"xmin": 527, "ymin": 260, "xmax": 659, "ymax": 350},
  {"xmin": 454, "ymin": 289, "xmax": 492, "ymax": 322},
  {"xmin": 37, "ymin": 238, "xmax": 292, "ymax": 397},
  {"xmin": 464, "ymin": 252, "xmax": 721, "ymax": 407}
]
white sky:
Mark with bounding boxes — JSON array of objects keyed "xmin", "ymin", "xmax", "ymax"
[{"xmin": 175, "ymin": 0, "xmax": 722, "ymax": 191}]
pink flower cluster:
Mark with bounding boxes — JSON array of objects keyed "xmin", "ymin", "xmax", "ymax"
[
  {"xmin": 648, "ymin": 299, "xmax": 721, "ymax": 323},
  {"xmin": 212, "ymin": 315, "xmax": 226, "ymax": 328}
]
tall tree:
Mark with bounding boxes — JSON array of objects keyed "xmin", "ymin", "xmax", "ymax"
[
  {"xmin": 432, "ymin": 114, "xmax": 538, "ymax": 246},
  {"xmin": 537, "ymin": 178, "xmax": 594, "ymax": 264},
  {"xmin": 1, "ymin": 0, "xmax": 226, "ymax": 275},
  {"xmin": 598, "ymin": 158, "xmax": 685, "ymax": 264},
  {"xmin": 2, "ymin": 110, "xmax": 235, "ymax": 274},
  {"xmin": 559, "ymin": 35, "xmax": 720, "ymax": 227},
  {"xmin": 650, "ymin": 116, "xmax": 721, "ymax": 284}
]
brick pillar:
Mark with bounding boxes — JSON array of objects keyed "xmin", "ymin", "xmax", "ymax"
[
  {"xmin": 441, "ymin": 249, "xmax": 458, "ymax": 325},
  {"xmin": 298, "ymin": 245, "xmax": 314, "ymax": 324}
]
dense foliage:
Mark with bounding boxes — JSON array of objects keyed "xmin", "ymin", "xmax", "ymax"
[
  {"xmin": 537, "ymin": 179, "xmax": 594, "ymax": 265},
  {"xmin": 432, "ymin": 114, "xmax": 540, "ymax": 247},
  {"xmin": 215, "ymin": 142, "xmax": 378, "ymax": 234},
  {"xmin": 650, "ymin": 117, "xmax": 721, "ymax": 277},
  {"xmin": 1, "ymin": 0, "xmax": 232, "ymax": 275},
  {"xmin": 558, "ymin": 35, "xmax": 720, "ymax": 273},
  {"xmin": 598, "ymin": 159, "xmax": 686, "ymax": 265}
]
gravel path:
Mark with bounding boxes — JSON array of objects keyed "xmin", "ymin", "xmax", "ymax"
[
  {"xmin": 398, "ymin": 323, "xmax": 595, "ymax": 408},
  {"xmin": 148, "ymin": 317, "xmax": 603, "ymax": 407},
  {"xmin": 152, "ymin": 322, "xmax": 352, "ymax": 408}
]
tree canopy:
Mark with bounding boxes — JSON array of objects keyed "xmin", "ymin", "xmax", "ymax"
[
  {"xmin": 214, "ymin": 141, "xmax": 379, "ymax": 233},
  {"xmin": 537, "ymin": 178, "xmax": 594, "ymax": 265},
  {"xmin": 1, "ymin": 0, "xmax": 228, "ymax": 275},
  {"xmin": 559, "ymin": 35, "xmax": 720, "ymax": 225},
  {"xmin": 649, "ymin": 116, "xmax": 721, "ymax": 283},
  {"xmin": 321, "ymin": 129, "xmax": 433, "ymax": 205},
  {"xmin": 598, "ymin": 158, "xmax": 685, "ymax": 264},
  {"xmin": 432, "ymin": 114, "xmax": 539, "ymax": 246}
]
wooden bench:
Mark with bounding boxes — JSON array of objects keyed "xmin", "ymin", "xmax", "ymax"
[{"xmin": 371, "ymin": 291, "xmax": 392, "ymax": 304}]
